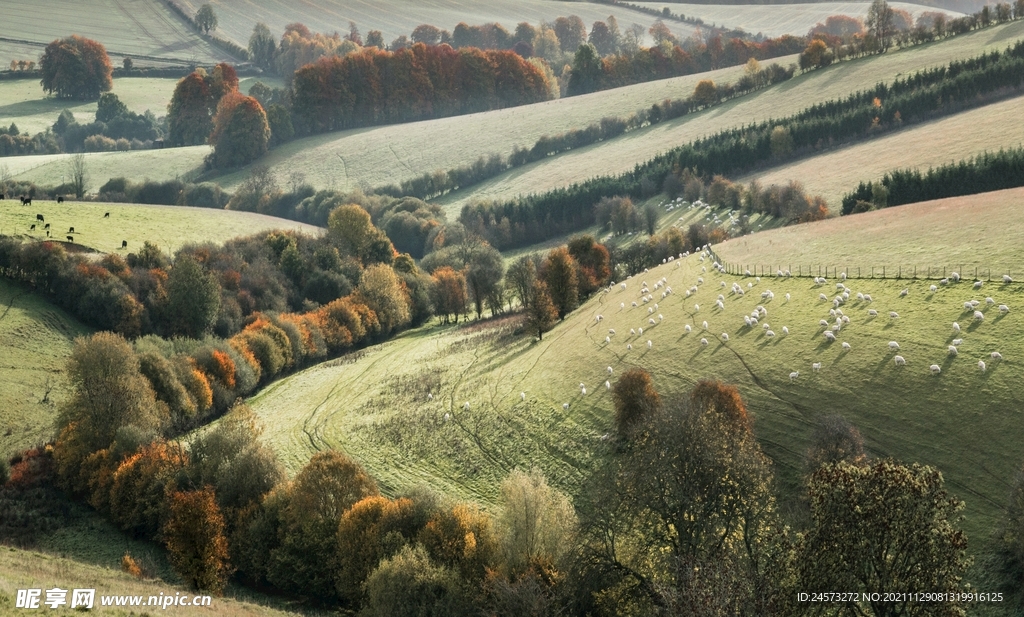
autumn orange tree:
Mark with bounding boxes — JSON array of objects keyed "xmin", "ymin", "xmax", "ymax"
[
  {"xmin": 40, "ymin": 35, "xmax": 113, "ymax": 99},
  {"xmin": 164, "ymin": 487, "xmax": 232, "ymax": 594},
  {"xmin": 524, "ymin": 280, "xmax": 557, "ymax": 340},
  {"xmin": 430, "ymin": 266, "xmax": 467, "ymax": 324},
  {"xmin": 209, "ymin": 92, "xmax": 270, "ymax": 168},
  {"xmin": 611, "ymin": 369, "xmax": 660, "ymax": 439},
  {"xmin": 541, "ymin": 247, "xmax": 578, "ymax": 319},
  {"xmin": 167, "ymin": 63, "xmax": 239, "ymax": 146}
]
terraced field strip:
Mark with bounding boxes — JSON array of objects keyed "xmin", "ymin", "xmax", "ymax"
[
  {"xmin": 175, "ymin": 0, "xmax": 695, "ymax": 49},
  {"xmin": 740, "ymin": 93, "xmax": 1024, "ymax": 208},
  {"xmin": 436, "ymin": 19, "xmax": 1024, "ymax": 215},
  {"xmin": 715, "ymin": 186, "xmax": 1024, "ymax": 274},
  {"xmin": 630, "ymin": 1, "xmax": 962, "ymax": 37},
  {"xmin": 250, "ymin": 196, "xmax": 1024, "ymax": 543},
  {"xmin": 0, "ymin": 200, "xmax": 322, "ymax": 256},
  {"xmin": 3, "ymin": 147, "xmax": 211, "ymax": 192}
]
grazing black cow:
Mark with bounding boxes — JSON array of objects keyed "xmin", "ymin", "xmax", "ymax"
[
  {"xmin": 46, "ymin": 231, "xmax": 50, "ymax": 237},
  {"xmin": 104, "ymin": 212, "xmax": 110, "ymax": 218},
  {"xmin": 21, "ymin": 196, "xmax": 31, "ymax": 205},
  {"xmin": 43, "ymin": 223, "xmax": 49, "ymax": 229},
  {"xmin": 121, "ymin": 240, "xmax": 128, "ymax": 249},
  {"xmin": 29, "ymin": 224, "xmax": 36, "ymax": 230},
  {"xmin": 68, "ymin": 227, "xmax": 74, "ymax": 233},
  {"xmin": 57, "ymin": 196, "xmax": 64, "ymax": 204},
  {"xmin": 36, "ymin": 214, "xmax": 43, "ymax": 222},
  {"xmin": 66, "ymin": 236, "xmax": 73, "ymax": 242}
]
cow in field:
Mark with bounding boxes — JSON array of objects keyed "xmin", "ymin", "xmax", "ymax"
[
  {"xmin": 21, "ymin": 196, "xmax": 31, "ymax": 205},
  {"xmin": 104, "ymin": 212, "xmax": 110, "ymax": 218},
  {"xmin": 121, "ymin": 240, "xmax": 128, "ymax": 249},
  {"xmin": 43, "ymin": 223, "xmax": 49, "ymax": 229},
  {"xmin": 68, "ymin": 227, "xmax": 74, "ymax": 233},
  {"xmin": 57, "ymin": 196, "xmax": 64, "ymax": 203},
  {"xmin": 36, "ymin": 214, "xmax": 43, "ymax": 222},
  {"xmin": 66, "ymin": 236, "xmax": 73, "ymax": 242},
  {"xmin": 29, "ymin": 224, "xmax": 35, "ymax": 230}
]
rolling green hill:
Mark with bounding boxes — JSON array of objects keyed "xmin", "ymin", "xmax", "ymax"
[
  {"xmin": 740, "ymin": 93, "xmax": 1024, "ymax": 208},
  {"xmin": 630, "ymin": 1, "xmax": 962, "ymax": 37},
  {"xmin": 0, "ymin": 278, "xmax": 87, "ymax": 460},
  {"xmin": 0, "ymin": 200, "xmax": 322, "ymax": 256},
  {"xmin": 173, "ymin": 0, "xmax": 695, "ymax": 50},
  {"xmin": 246, "ymin": 192, "xmax": 1024, "ymax": 545},
  {"xmin": 0, "ymin": 0, "xmax": 231, "ymax": 68},
  {"xmin": 435, "ymin": 19, "xmax": 1024, "ymax": 214}
]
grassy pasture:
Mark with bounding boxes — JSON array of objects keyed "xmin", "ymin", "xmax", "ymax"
[
  {"xmin": 436, "ymin": 19, "xmax": 1024, "ymax": 214},
  {"xmin": 175, "ymin": 0, "xmax": 695, "ymax": 51},
  {"xmin": 2, "ymin": 147, "xmax": 211, "ymax": 192},
  {"xmin": 0, "ymin": 279, "xmax": 86, "ymax": 460},
  {"xmin": 741, "ymin": 93, "xmax": 1024, "ymax": 208},
  {"xmin": 630, "ymin": 1, "xmax": 962, "ymax": 37},
  {"xmin": 0, "ymin": 77, "xmax": 181, "ymax": 136},
  {"xmin": 716, "ymin": 186, "xmax": 1024, "ymax": 275},
  {"xmin": 0, "ymin": 546, "xmax": 307, "ymax": 616},
  {"xmin": 0, "ymin": 0, "xmax": 229, "ymax": 68},
  {"xmin": 0, "ymin": 200, "xmax": 322, "ymax": 255},
  {"xmin": 206, "ymin": 59, "xmax": 767, "ymax": 192},
  {"xmin": 247, "ymin": 198, "xmax": 1024, "ymax": 544}
]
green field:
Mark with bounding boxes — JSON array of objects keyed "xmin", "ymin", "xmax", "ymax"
[
  {"xmin": 0, "ymin": 546, "xmax": 307, "ymax": 616},
  {"xmin": 435, "ymin": 19, "xmax": 1024, "ymax": 214},
  {"xmin": 174, "ymin": 0, "xmax": 695, "ymax": 50},
  {"xmin": 716, "ymin": 186, "xmax": 1024, "ymax": 274},
  {"xmin": 631, "ymin": 1, "xmax": 962, "ymax": 37},
  {"xmin": 0, "ymin": 279, "xmax": 86, "ymax": 460},
  {"xmin": 3, "ymin": 147, "xmax": 211, "ymax": 191},
  {"xmin": 0, "ymin": 0, "xmax": 230, "ymax": 69},
  {"xmin": 0, "ymin": 77, "xmax": 182, "ymax": 136},
  {"xmin": 742, "ymin": 93, "xmax": 1024, "ymax": 208},
  {"xmin": 206, "ymin": 59, "xmax": 768, "ymax": 192},
  {"xmin": 246, "ymin": 194, "xmax": 1024, "ymax": 546},
  {"xmin": 1, "ymin": 200, "xmax": 322, "ymax": 255}
]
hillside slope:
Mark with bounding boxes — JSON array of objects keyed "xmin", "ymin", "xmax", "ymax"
[
  {"xmin": 630, "ymin": 1, "xmax": 962, "ymax": 37},
  {"xmin": 0, "ymin": 0, "xmax": 229, "ymax": 67},
  {"xmin": 740, "ymin": 93, "xmax": 1024, "ymax": 207},
  {"xmin": 435, "ymin": 19, "xmax": 1024, "ymax": 213},
  {"xmin": 247, "ymin": 196, "xmax": 1024, "ymax": 542}
]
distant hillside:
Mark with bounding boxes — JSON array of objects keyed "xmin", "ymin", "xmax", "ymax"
[
  {"xmin": 630, "ymin": 0, "xmax": 989, "ymax": 14},
  {"xmin": 628, "ymin": 1, "xmax": 963, "ymax": 37},
  {"xmin": 0, "ymin": 0, "xmax": 231, "ymax": 68}
]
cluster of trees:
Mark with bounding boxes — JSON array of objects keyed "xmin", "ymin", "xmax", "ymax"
[
  {"xmin": 842, "ymin": 147, "xmax": 1024, "ymax": 213},
  {"xmin": 460, "ymin": 39, "xmax": 1024, "ymax": 250},
  {"xmin": 98, "ymin": 177, "xmax": 229, "ymax": 208},
  {"xmin": 291, "ymin": 44, "xmax": 552, "ymax": 134},
  {"xmin": 40, "ymin": 345, "xmax": 985, "ymax": 612},
  {"xmin": 39, "ymin": 35, "xmax": 113, "ymax": 100}
]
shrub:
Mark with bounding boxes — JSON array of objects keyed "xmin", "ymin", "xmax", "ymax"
[{"xmin": 83, "ymin": 134, "xmax": 117, "ymax": 152}]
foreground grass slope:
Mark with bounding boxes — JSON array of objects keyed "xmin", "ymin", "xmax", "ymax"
[
  {"xmin": 0, "ymin": 546, "xmax": 303, "ymax": 616},
  {"xmin": 174, "ymin": 0, "xmax": 694, "ymax": 50},
  {"xmin": 716, "ymin": 186, "xmax": 1024, "ymax": 273},
  {"xmin": 436, "ymin": 19, "xmax": 1024, "ymax": 213},
  {"xmin": 742, "ymin": 93, "xmax": 1024, "ymax": 207},
  {"xmin": 0, "ymin": 0, "xmax": 229, "ymax": 68},
  {"xmin": 249, "ymin": 196, "xmax": 1024, "ymax": 543},
  {"xmin": 0, "ymin": 279, "xmax": 86, "ymax": 459},
  {"xmin": 0, "ymin": 200, "xmax": 322, "ymax": 255},
  {"xmin": 631, "ymin": 1, "xmax": 961, "ymax": 37}
]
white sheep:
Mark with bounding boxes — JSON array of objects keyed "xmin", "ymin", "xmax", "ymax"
[
  {"xmin": 521, "ymin": 392, "xmax": 526, "ymax": 401},
  {"xmin": 782, "ymin": 326, "xmax": 789, "ymax": 335},
  {"xmin": 763, "ymin": 322, "xmax": 771, "ymax": 330},
  {"xmin": 948, "ymin": 346, "xmax": 958, "ymax": 356},
  {"xmin": 427, "ymin": 393, "xmax": 434, "ymax": 401},
  {"xmin": 659, "ymin": 314, "xmax": 664, "ymax": 321},
  {"xmin": 632, "ymin": 301, "xmax": 638, "ymax": 307},
  {"xmin": 607, "ymin": 366, "xmax": 614, "ymax": 374},
  {"xmin": 1000, "ymin": 304, "xmax": 1011, "ymax": 314},
  {"xmin": 702, "ymin": 321, "xmax": 709, "ymax": 330},
  {"xmin": 648, "ymin": 306, "xmax": 654, "ymax": 314},
  {"xmin": 744, "ymin": 316, "xmax": 752, "ymax": 326},
  {"xmin": 695, "ymin": 304, "xmax": 700, "ymax": 312},
  {"xmin": 929, "ymin": 285, "xmax": 937, "ymax": 292},
  {"xmin": 812, "ymin": 362, "xmax": 821, "ymax": 371},
  {"xmin": 952, "ymin": 338, "xmax": 962, "ymax": 346},
  {"xmin": 940, "ymin": 278, "xmax": 949, "ymax": 285},
  {"xmin": 978, "ymin": 360, "xmax": 986, "ymax": 372},
  {"xmin": 889, "ymin": 341, "xmax": 900, "ymax": 350},
  {"xmin": 684, "ymin": 324, "xmax": 692, "ymax": 332},
  {"xmin": 563, "ymin": 403, "xmax": 570, "ymax": 410},
  {"xmin": 444, "ymin": 413, "xmax": 451, "ymax": 421},
  {"xmin": 899, "ymin": 288, "xmax": 908, "ymax": 297},
  {"xmin": 766, "ymin": 330, "xmax": 775, "ymax": 338},
  {"xmin": 991, "ymin": 351, "xmax": 1003, "ymax": 360},
  {"xmin": 974, "ymin": 310, "xmax": 985, "ymax": 321},
  {"xmin": 785, "ymin": 293, "xmax": 791, "ymax": 302},
  {"xmin": 716, "ymin": 300, "xmax": 725, "ymax": 310},
  {"xmin": 824, "ymin": 331, "xmax": 836, "ymax": 341},
  {"xmin": 721, "ymin": 333, "xmax": 729, "ymax": 341},
  {"xmin": 819, "ymin": 319, "xmax": 829, "ymax": 327},
  {"xmin": 605, "ymin": 336, "xmax": 611, "ymax": 343},
  {"xmin": 701, "ymin": 338, "xmax": 709, "ymax": 346},
  {"xmin": 581, "ymin": 386, "xmax": 587, "ymax": 396},
  {"xmin": 842, "ymin": 315, "xmax": 851, "ymax": 324},
  {"xmin": 864, "ymin": 294, "xmax": 873, "ymax": 302},
  {"xmin": 605, "ymin": 380, "xmax": 611, "ymax": 390},
  {"xmin": 894, "ymin": 355, "xmax": 906, "ymax": 366},
  {"xmin": 620, "ymin": 302, "xmax": 625, "ymax": 309},
  {"xmin": 464, "ymin": 402, "xmax": 471, "ymax": 410},
  {"xmin": 627, "ymin": 344, "xmax": 633, "ymax": 350},
  {"xmin": 951, "ymin": 272, "xmax": 961, "ymax": 282},
  {"xmin": 609, "ymin": 328, "xmax": 616, "ymax": 335},
  {"xmin": 1004, "ymin": 274, "xmax": 1013, "ymax": 283},
  {"xmin": 638, "ymin": 327, "xmax": 644, "ymax": 335},
  {"xmin": 698, "ymin": 277, "xmax": 704, "ymax": 284},
  {"xmin": 868, "ymin": 309, "xmax": 878, "ymax": 316},
  {"xmin": 986, "ymin": 297, "xmax": 995, "ymax": 305},
  {"xmin": 819, "ymin": 293, "xmax": 828, "ymax": 301},
  {"xmin": 963, "ymin": 302, "xmax": 974, "ymax": 311},
  {"xmin": 649, "ymin": 318, "xmax": 656, "ymax": 325},
  {"xmin": 840, "ymin": 272, "xmax": 847, "ymax": 280},
  {"xmin": 630, "ymin": 328, "xmax": 636, "ymax": 335},
  {"xmin": 856, "ymin": 292, "xmax": 865, "ymax": 300},
  {"xmin": 647, "ymin": 340, "xmax": 653, "ymax": 348},
  {"xmin": 889, "ymin": 311, "xmax": 899, "ymax": 319},
  {"xmin": 842, "ymin": 342, "xmax": 851, "ymax": 350},
  {"xmin": 930, "ymin": 364, "xmax": 941, "ymax": 374},
  {"xmin": 974, "ymin": 281, "xmax": 983, "ymax": 289},
  {"xmin": 790, "ymin": 371, "xmax": 799, "ymax": 381},
  {"xmin": 953, "ymin": 322, "xmax": 960, "ymax": 333}
]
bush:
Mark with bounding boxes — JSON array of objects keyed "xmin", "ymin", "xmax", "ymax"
[
  {"xmin": 362, "ymin": 545, "xmax": 473, "ymax": 617},
  {"xmin": 83, "ymin": 134, "xmax": 117, "ymax": 152}
]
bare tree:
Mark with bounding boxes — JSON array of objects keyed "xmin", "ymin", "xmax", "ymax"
[{"xmin": 68, "ymin": 154, "xmax": 87, "ymax": 199}]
